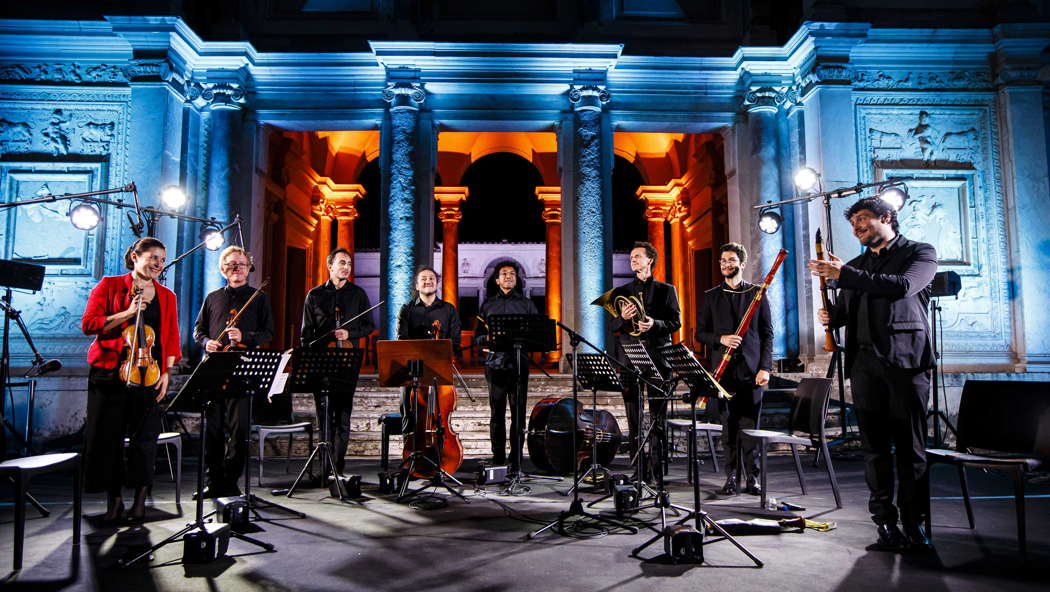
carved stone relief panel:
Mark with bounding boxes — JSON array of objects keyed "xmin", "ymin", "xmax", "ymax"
[{"xmin": 855, "ymin": 97, "xmax": 1011, "ymax": 361}]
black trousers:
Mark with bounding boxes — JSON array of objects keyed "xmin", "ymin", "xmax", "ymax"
[
  {"xmin": 314, "ymin": 389, "xmax": 354, "ymax": 475},
  {"xmin": 84, "ymin": 366, "xmax": 162, "ymax": 495},
  {"xmin": 704, "ymin": 379, "xmax": 764, "ymax": 477},
  {"xmin": 204, "ymin": 395, "xmax": 249, "ymax": 490},
  {"xmin": 622, "ymin": 373, "xmax": 669, "ymax": 476},
  {"xmin": 850, "ymin": 348, "xmax": 931, "ymax": 528},
  {"xmin": 486, "ymin": 366, "xmax": 528, "ymax": 467}
]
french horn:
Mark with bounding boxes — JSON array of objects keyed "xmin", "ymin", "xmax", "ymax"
[{"xmin": 591, "ymin": 287, "xmax": 647, "ymax": 337}]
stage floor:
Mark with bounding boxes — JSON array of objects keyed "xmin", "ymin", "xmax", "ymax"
[{"xmin": 1, "ymin": 452, "xmax": 1047, "ymax": 591}]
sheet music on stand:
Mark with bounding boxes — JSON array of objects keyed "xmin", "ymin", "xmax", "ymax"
[
  {"xmin": 620, "ymin": 341, "xmax": 664, "ymax": 382},
  {"xmin": 286, "ymin": 348, "xmax": 363, "ymax": 394},
  {"xmin": 486, "ymin": 314, "xmax": 556, "ymax": 353},
  {"xmin": 657, "ymin": 343, "xmax": 732, "ymax": 404},
  {"xmin": 266, "ymin": 349, "xmax": 293, "ymax": 400},
  {"xmin": 230, "ymin": 349, "xmax": 286, "ymax": 399},
  {"xmin": 567, "ymin": 353, "xmax": 622, "ymax": 393}
]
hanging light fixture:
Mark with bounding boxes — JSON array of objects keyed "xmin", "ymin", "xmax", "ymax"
[
  {"xmin": 160, "ymin": 185, "xmax": 188, "ymax": 210},
  {"xmin": 68, "ymin": 202, "xmax": 101, "ymax": 231},
  {"xmin": 200, "ymin": 225, "xmax": 225, "ymax": 251},
  {"xmin": 877, "ymin": 184, "xmax": 909, "ymax": 211},
  {"xmin": 758, "ymin": 207, "xmax": 783, "ymax": 234},
  {"xmin": 793, "ymin": 167, "xmax": 821, "ymax": 194}
]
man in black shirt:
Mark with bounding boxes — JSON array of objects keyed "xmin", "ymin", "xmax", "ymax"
[
  {"xmin": 193, "ymin": 246, "xmax": 275, "ymax": 497},
  {"xmin": 301, "ymin": 248, "xmax": 375, "ymax": 475},
  {"xmin": 615, "ymin": 241, "xmax": 681, "ymax": 480},
  {"xmin": 696, "ymin": 242, "xmax": 772, "ymax": 496},
  {"xmin": 396, "ymin": 266, "xmax": 462, "ymax": 433},
  {"xmin": 810, "ymin": 197, "xmax": 937, "ymax": 551},
  {"xmin": 477, "ymin": 261, "xmax": 538, "ymax": 471}
]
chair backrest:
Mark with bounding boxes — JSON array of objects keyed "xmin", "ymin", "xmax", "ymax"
[
  {"xmin": 956, "ymin": 380, "xmax": 1050, "ymax": 457},
  {"xmin": 789, "ymin": 377, "xmax": 834, "ymax": 438}
]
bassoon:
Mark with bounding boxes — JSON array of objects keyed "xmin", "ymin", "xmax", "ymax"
[
  {"xmin": 814, "ymin": 229, "xmax": 839, "ymax": 352},
  {"xmin": 712, "ymin": 248, "xmax": 788, "ymax": 380}
]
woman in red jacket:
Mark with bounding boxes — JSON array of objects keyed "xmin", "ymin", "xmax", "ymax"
[{"xmin": 81, "ymin": 237, "xmax": 181, "ymax": 523}]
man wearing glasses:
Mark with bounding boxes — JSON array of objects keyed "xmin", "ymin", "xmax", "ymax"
[
  {"xmin": 696, "ymin": 242, "xmax": 773, "ymax": 497},
  {"xmin": 193, "ymin": 246, "xmax": 275, "ymax": 498}
]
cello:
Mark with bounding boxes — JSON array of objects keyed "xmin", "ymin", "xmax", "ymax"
[{"xmin": 401, "ymin": 319, "xmax": 464, "ymax": 478}]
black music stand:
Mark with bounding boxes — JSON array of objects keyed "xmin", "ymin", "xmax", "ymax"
[
  {"xmin": 230, "ymin": 349, "xmax": 304, "ymax": 520},
  {"xmin": 529, "ymin": 323, "xmax": 637, "ymax": 539},
  {"xmin": 620, "ymin": 340, "xmax": 674, "ymax": 499},
  {"xmin": 486, "ymin": 314, "xmax": 561, "ymax": 494},
  {"xmin": 123, "ymin": 352, "xmax": 275, "ymax": 567},
  {"xmin": 564, "ymin": 353, "xmax": 623, "ymax": 496},
  {"xmin": 281, "ymin": 348, "xmax": 363, "ymax": 501},
  {"xmin": 376, "ymin": 339, "xmax": 466, "ymax": 504},
  {"xmin": 627, "ymin": 344, "xmax": 763, "ymax": 566}
]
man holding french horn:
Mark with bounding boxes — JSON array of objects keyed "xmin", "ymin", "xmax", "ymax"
[{"xmin": 613, "ymin": 241, "xmax": 682, "ymax": 480}]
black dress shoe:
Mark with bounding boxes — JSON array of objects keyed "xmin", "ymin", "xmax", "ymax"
[
  {"xmin": 743, "ymin": 473, "xmax": 761, "ymax": 496},
  {"xmin": 903, "ymin": 523, "xmax": 934, "ymax": 552},
  {"xmin": 872, "ymin": 523, "xmax": 909, "ymax": 552},
  {"xmin": 720, "ymin": 473, "xmax": 739, "ymax": 496},
  {"xmin": 193, "ymin": 485, "xmax": 220, "ymax": 501}
]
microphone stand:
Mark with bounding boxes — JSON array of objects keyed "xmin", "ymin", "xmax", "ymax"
[{"xmin": 160, "ymin": 215, "xmax": 242, "ymax": 281}]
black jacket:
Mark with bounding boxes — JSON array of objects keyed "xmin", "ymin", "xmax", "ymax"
[
  {"xmin": 477, "ymin": 290, "xmax": 539, "ymax": 370},
  {"xmin": 301, "ymin": 280, "xmax": 375, "ymax": 348},
  {"xmin": 193, "ymin": 284, "xmax": 274, "ymax": 350},
  {"xmin": 827, "ymin": 235, "xmax": 937, "ymax": 377},
  {"xmin": 696, "ymin": 280, "xmax": 773, "ymax": 384},
  {"xmin": 396, "ymin": 297, "xmax": 462, "ymax": 356},
  {"xmin": 613, "ymin": 276, "xmax": 682, "ymax": 371}
]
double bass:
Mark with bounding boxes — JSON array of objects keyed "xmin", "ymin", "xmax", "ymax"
[
  {"xmin": 401, "ymin": 320, "xmax": 464, "ymax": 478},
  {"xmin": 527, "ymin": 397, "xmax": 622, "ymax": 475}
]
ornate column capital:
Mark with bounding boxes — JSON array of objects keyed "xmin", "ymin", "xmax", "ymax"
[
  {"xmin": 383, "ymin": 81, "xmax": 426, "ymax": 111},
  {"xmin": 569, "ymin": 84, "xmax": 610, "ymax": 112},
  {"xmin": 187, "ymin": 81, "xmax": 246, "ymax": 110},
  {"xmin": 123, "ymin": 59, "xmax": 172, "ymax": 83},
  {"xmin": 536, "ymin": 186, "xmax": 562, "ymax": 223},
  {"xmin": 637, "ymin": 180, "xmax": 685, "ymax": 221},
  {"xmin": 743, "ymin": 86, "xmax": 788, "ymax": 114},
  {"xmin": 435, "ymin": 186, "xmax": 468, "ymax": 223}
]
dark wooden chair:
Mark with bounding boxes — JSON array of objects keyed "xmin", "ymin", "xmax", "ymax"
[
  {"xmin": 925, "ymin": 380, "xmax": 1050, "ymax": 559},
  {"xmin": 739, "ymin": 377, "xmax": 842, "ymax": 509}
]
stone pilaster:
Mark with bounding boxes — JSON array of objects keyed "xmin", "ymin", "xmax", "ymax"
[
  {"xmin": 537, "ymin": 186, "xmax": 562, "ymax": 362},
  {"xmin": 435, "ymin": 186, "xmax": 468, "ymax": 309}
]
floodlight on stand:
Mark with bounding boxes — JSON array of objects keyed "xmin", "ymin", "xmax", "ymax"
[
  {"xmin": 878, "ymin": 184, "xmax": 908, "ymax": 211},
  {"xmin": 793, "ymin": 167, "xmax": 821, "ymax": 194},
  {"xmin": 68, "ymin": 202, "xmax": 101, "ymax": 231},
  {"xmin": 758, "ymin": 207, "xmax": 783, "ymax": 234},
  {"xmin": 200, "ymin": 225, "xmax": 225, "ymax": 251},
  {"xmin": 160, "ymin": 185, "xmax": 188, "ymax": 210}
]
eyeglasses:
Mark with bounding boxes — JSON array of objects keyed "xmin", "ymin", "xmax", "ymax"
[
  {"xmin": 222, "ymin": 263, "xmax": 248, "ymax": 270},
  {"xmin": 718, "ymin": 259, "xmax": 740, "ymax": 265}
]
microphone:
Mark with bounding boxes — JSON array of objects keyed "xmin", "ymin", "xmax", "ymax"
[{"xmin": 26, "ymin": 356, "xmax": 62, "ymax": 377}]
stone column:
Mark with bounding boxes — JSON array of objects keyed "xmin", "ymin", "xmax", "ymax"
[
  {"xmin": 380, "ymin": 76, "xmax": 426, "ymax": 338},
  {"xmin": 637, "ymin": 183, "xmax": 680, "ymax": 283},
  {"xmin": 744, "ymin": 86, "xmax": 788, "ymax": 360},
  {"xmin": 537, "ymin": 187, "xmax": 562, "ymax": 362},
  {"xmin": 569, "ymin": 81, "xmax": 612, "ymax": 346},
  {"xmin": 191, "ymin": 82, "xmax": 245, "ymax": 298},
  {"xmin": 668, "ymin": 199, "xmax": 688, "ymax": 344},
  {"xmin": 435, "ymin": 187, "xmax": 468, "ymax": 309},
  {"xmin": 324, "ymin": 184, "xmax": 364, "ymax": 279},
  {"xmin": 312, "ymin": 200, "xmax": 333, "ymax": 286}
]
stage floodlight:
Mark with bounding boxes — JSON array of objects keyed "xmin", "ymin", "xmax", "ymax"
[
  {"xmin": 69, "ymin": 203, "xmax": 101, "ymax": 231},
  {"xmin": 878, "ymin": 185, "xmax": 908, "ymax": 211},
  {"xmin": 793, "ymin": 167, "xmax": 821, "ymax": 193},
  {"xmin": 160, "ymin": 185, "xmax": 188, "ymax": 210},
  {"xmin": 758, "ymin": 208, "xmax": 783, "ymax": 234},
  {"xmin": 201, "ymin": 226, "xmax": 225, "ymax": 251}
]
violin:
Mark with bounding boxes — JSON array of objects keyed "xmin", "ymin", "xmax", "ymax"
[
  {"xmin": 119, "ymin": 286, "xmax": 161, "ymax": 387},
  {"xmin": 332, "ymin": 305, "xmax": 349, "ymax": 348},
  {"xmin": 401, "ymin": 319, "xmax": 464, "ymax": 478},
  {"xmin": 217, "ymin": 279, "xmax": 269, "ymax": 352}
]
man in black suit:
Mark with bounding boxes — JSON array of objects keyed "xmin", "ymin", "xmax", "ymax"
[
  {"xmin": 810, "ymin": 196, "xmax": 937, "ymax": 551},
  {"xmin": 301, "ymin": 247, "xmax": 375, "ymax": 476},
  {"xmin": 696, "ymin": 242, "xmax": 773, "ymax": 496},
  {"xmin": 615, "ymin": 241, "xmax": 682, "ymax": 479}
]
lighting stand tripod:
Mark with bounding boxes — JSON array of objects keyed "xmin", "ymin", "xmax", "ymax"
[
  {"xmin": 123, "ymin": 352, "xmax": 274, "ymax": 567},
  {"xmin": 280, "ymin": 347, "xmax": 363, "ymax": 502},
  {"xmin": 628, "ymin": 343, "xmax": 762, "ymax": 566},
  {"xmin": 529, "ymin": 324, "xmax": 637, "ymax": 539},
  {"xmin": 926, "ymin": 297, "xmax": 956, "ymax": 448}
]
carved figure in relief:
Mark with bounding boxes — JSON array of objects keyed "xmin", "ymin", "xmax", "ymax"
[
  {"xmin": 79, "ymin": 120, "xmax": 116, "ymax": 145},
  {"xmin": 907, "ymin": 111, "xmax": 941, "ymax": 162},
  {"xmin": 869, "ymin": 128, "xmax": 902, "ymax": 150},
  {"xmin": 41, "ymin": 109, "xmax": 72, "ymax": 155},
  {"xmin": 0, "ymin": 119, "xmax": 32, "ymax": 153}
]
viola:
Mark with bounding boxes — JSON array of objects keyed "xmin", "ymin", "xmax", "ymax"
[
  {"xmin": 401, "ymin": 319, "xmax": 464, "ymax": 478},
  {"xmin": 217, "ymin": 279, "xmax": 269, "ymax": 352},
  {"xmin": 332, "ymin": 305, "xmax": 349, "ymax": 348},
  {"xmin": 119, "ymin": 286, "xmax": 161, "ymax": 388}
]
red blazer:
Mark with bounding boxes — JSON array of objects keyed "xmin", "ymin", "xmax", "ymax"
[{"xmin": 82, "ymin": 273, "xmax": 182, "ymax": 373}]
